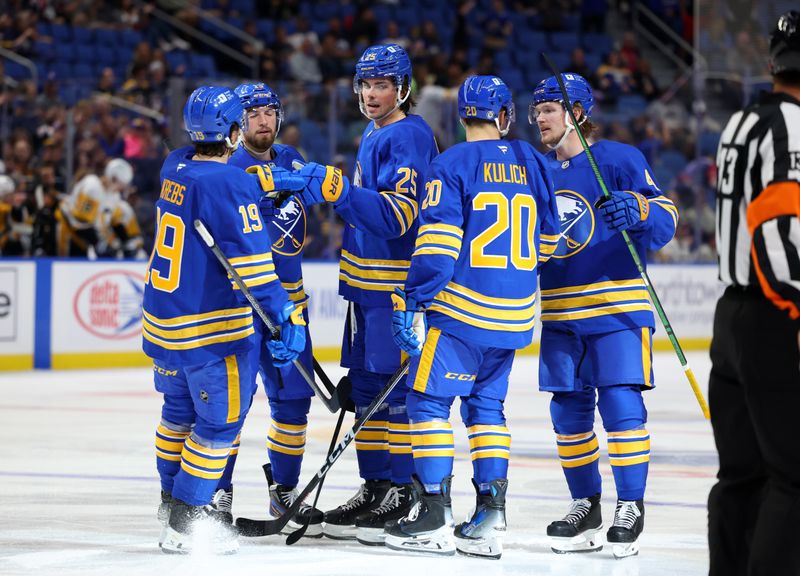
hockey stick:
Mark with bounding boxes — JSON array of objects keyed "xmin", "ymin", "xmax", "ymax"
[
  {"xmin": 236, "ymin": 360, "xmax": 410, "ymax": 537},
  {"xmin": 541, "ymin": 54, "xmax": 710, "ymax": 420},
  {"xmin": 284, "ymin": 376, "xmax": 353, "ymax": 545},
  {"xmin": 194, "ymin": 218, "xmax": 343, "ymax": 413}
]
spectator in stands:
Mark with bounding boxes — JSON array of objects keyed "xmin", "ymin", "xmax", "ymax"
[
  {"xmin": 288, "ymin": 38, "xmax": 322, "ymax": 83},
  {"xmin": 481, "ymin": 0, "xmax": 513, "ymax": 51},
  {"xmin": 319, "ymin": 33, "xmax": 345, "ymax": 79},
  {"xmin": 277, "ymin": 123, "xmax": 307, "ymax": 160},
  {"xmin": 568, "ymin": 47, "xmax": 598, "ymax": 85},
  {"xmin": 382, "ymin": 20, "xmax": 410, "ymax": 50},
  {"xmin": 288, "ymin": 16, "xmax": 320, "ymax": 50},
  {"xmin": 619, "ymin": 31, "xmax": 641, "ymax": 72},
  {"xmin": 597, "ymin": 50, "xmax": 635, "ymax": 104},
  {"xmin": 349, "ymin": 7, "xmax": 380, "ymax": 48},
  {"xmin": 96, "ymin": 68, "xmax": 117, "ymax": 95},
  {"xmin": 632, "ymin": 60, "xmax": 660, "ymax": 101}
]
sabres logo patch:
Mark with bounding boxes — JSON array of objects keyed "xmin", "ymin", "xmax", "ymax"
[
  {"xmin": 553, "ymin": 190, "xmax": 594, "ymax": 258},
  {"xmin": 271, "ymin": 198, "xmax": 305, "ymax": 256}
]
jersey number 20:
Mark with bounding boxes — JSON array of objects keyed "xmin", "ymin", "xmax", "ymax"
[{"xmin": 470, "ymin": 192, "xmax": 538, "ymax": 271}]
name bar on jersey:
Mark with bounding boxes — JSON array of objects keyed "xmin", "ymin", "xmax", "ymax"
[{"xmin": 483, "ymin": 162, "xmax": 528, "ymax": 185}]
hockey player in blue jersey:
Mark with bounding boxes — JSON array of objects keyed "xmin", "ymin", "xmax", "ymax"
[
  {"xmin": 290, "ymin": 44, "xmax": 438, "ymax": 544},
  {"xmin": 530, "ymin": 73, "xmax": 678, "ymax": 558},
  {"xmin": 210, "ymin": 82, "xmax": 324, "ymax": 537},
  {"xmin": 143, "ymin": 85, "xmax": 306, "ymax": 554},
  {"xmin": 385, "ymin": 75, "xmax": 560, "ymax": 558}
]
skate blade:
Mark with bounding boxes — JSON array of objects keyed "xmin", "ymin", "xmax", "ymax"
[
  {"xmin": 356, "ymin": 527, "xmax": 386, "ymax": 546},
  {"xmin": 550, "ymin": 528, "xmax": 603, "ymax": 554},
  {"xmin": 322, "ymin": 524, "xmax": 358, "ymax": 540},
  {"xmin": 611, "ymin": 541, "xmax": 639, "ymax": 559},
  {"xmin": 385, "ymin": 534, "xmax": 456, "ymax": 556},
  {"xmin": 454, "ymin": 535, "xmax": 503, "ymax": 560}
]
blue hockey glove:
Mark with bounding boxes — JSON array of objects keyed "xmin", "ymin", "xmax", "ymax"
[
  {"xmin": 291, "ymin": 160, "xmax": 350, "ymax": 207},
  {"xmin": 246, "ymin": 164, "xmax": 305, "ymax": 199},
  {"xmin": 266, "ymin": 302, "xmax": 306, "ymax": 368},
  {"xmin": 596, "ymin": 190, "xmax": 650, "ymax": 232},
  {"xmin": 390, "ymin": 288, "xmax": 427, "ymax": 357}
]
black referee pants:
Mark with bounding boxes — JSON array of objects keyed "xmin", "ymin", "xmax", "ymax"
[{"xmin": 708, "ymin": 286, "xmax": 800, "ymax": 576}]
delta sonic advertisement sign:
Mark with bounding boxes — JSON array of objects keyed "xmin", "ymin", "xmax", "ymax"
[{"xmin": 50, "ymin": 262, "xmax": 148, "ymax": 368}]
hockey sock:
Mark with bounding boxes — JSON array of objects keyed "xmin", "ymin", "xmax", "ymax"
[
  {"xmin": 155, "ymin": 420, "xmax": 191, "ymax": 494},
  {"xmin": 266, "ymin": 397, "xmax": 311, "ymax": 487},
  {"xmin": 355, "ymin": 405, "xmax": 391, "ymax": 481},
  {"xmin": 172, "ymin": 432, "xmax": 232, "ymax": 506},
  {"xmin": 608, "ymin": 429, "xmax": 650, "ymax": 501},
  {"xmin": 467, "ymin": 424, "xmax": 511, "ymax": 493},
  {"xmin": 216, "ymin": 432, "xmax": 240, "ymax": 492},
  {"xmin": 410, "ymin": 419, "xmax": 454, "ymax": 493},
  {"xmin": 556, "ymin": 431, "xmax": 602, "ymax": 499},
  {"xmin": 389, "ymin": 405, "xmax": 414, "ymax": 485}
]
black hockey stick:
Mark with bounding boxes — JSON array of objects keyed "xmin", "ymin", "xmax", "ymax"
[
  {"xmin": 285, "ymin": 376, "xmax": 352, "ymax": 545},
  {"xmin": 194, "ymin": 218, "xmax": 343, "ymax": 413},
  {"xmin": 540, "ymin": 54, "xmax": 709, "ymax": 419},
  {"xmin": 236, "ymin": 360, "xmax": 409, "ymax": 537}
]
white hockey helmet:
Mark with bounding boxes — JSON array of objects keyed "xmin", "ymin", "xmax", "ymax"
[
  {"xmin": 0, "ymin": 174, "xmax": 15, "ymax": 196},
  {"xmin": 104, "ymin": 158, "xmax": 134, "ymax": 187}
]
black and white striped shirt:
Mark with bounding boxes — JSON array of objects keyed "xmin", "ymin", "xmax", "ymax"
[{"xmin": 715, "ymin": 91, "xmax": 800, "ymax": 305}]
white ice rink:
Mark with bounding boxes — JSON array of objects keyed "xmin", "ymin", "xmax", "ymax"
[{"xmin": 1, "ymin": 352, "xmax": 716, "ymax": 576}]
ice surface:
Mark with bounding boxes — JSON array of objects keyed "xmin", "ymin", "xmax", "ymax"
[{"xmin": 0, "ymin": 352, "xmax": 715, "ymax": 576}]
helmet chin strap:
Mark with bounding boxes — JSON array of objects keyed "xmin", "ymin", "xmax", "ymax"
[
  {"xmin": 547, "ymin": 108, "xmax": 584, "ymax": 150},
  {"xmin": 495, "ymin": 116, "xmax": 511, "ymax": 137},
  {"xmin": 358, "ymin": 83, "xmax": 410, "ymax": 122},
  {"xmin": 225, "ymin": 132, "xmax": 242, "ymax": 152}
]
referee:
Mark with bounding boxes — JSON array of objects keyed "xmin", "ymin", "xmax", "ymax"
[{"xmin": 708, "ymin": 10, "xmax": 800, "ymax": 576}]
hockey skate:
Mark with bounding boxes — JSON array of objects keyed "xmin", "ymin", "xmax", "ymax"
[
  {"xmin": 547, "ymin": 494, "xmax": 603, "ymax": 554},
  {"xmin": 323, "ymin": 479, "xmax": 391, "ymax": 539},
  {"xmin": 355, "ymin": 482, "xmax": 417, "ymax": 546},
  {"xmin": 384, "ymin": 476, "xmax": 455, "ymax": 556},
  {"xmin": 264, "ymin": 463, "xmax": 323, "ymax": 538},
  {"xmin": 454, "ymin": 478, "xmax": 508, "ymax": 560},
  {"xmin": 161, "ymin": 498, "xmax": 239, "ymax": 555},
  {"xmin": 157, "ymin": 490, "xmax": 173, "ymax": 547},
  {"xmin": 209, "ymin": 487, "xmax": 233, "ymax": 525},
  {"xmin": 606, "ymin": 499, "xmax": 644, "ymax": 559}
]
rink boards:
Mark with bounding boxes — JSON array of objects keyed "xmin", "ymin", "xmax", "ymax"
[{"xmin": 0, "ymin": 259, "xmax": 723, "ymax": 371}]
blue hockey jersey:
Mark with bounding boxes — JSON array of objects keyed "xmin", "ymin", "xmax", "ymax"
[
  {"xmin": 539, "ymin": 140, "xmax": 678, "ymax": 334},
  {"xmin": 336, "ymin": 114, "xmax": 438, "ymax": 306},
  {"xmin": 229, "ymin": 143, "xmax": 308, "ymax": 310},
  {"xmin": 404, "ymin": 139, "xmax": 560, "ymax": 349},
  {"xmin": 142, "ymin": 146, "xmax": 289, "ymax": 365}
]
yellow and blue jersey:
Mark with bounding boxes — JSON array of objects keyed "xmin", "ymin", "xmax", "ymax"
[
  {"xmin": 229, "ymin": 143, "xmax": 309, "ymax": 311},
  {"xmin": 404, "ymin": 139, "xmax": 560, "ymax": 349},
  {"xmin": 336, "ymin": 114, "xmax": 438, "ymax": 306},
  {"xmin": 540, "ymin": 140, "xmax": 678, "ymax": 334},
  {"xmin": 142, "ymin": 146, "xmax": 289, "ymax": 366}
]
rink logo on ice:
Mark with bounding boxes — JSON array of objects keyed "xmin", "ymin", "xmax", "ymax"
[
  {"xmin": 552, "ymin": 190, "xmax": 595, "ymax": 259},
  {"xmin": 73, "ymin": 270, "xmax": 144, "ymax": 340}
]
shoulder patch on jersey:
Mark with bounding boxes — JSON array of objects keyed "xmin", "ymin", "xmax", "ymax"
[{"xmin": 553, "ymin": 190, "xmax": 595, "ymax": 259}]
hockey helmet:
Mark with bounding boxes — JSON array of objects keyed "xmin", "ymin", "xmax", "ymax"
[
  {"xmin": 353, "ymin": 43, "xmax": 412, "ymax": 93},
  {"xmin": 529, "ymin": 73, "xmax": 594, "ymax": 124},
  {"xmin": 0, "ymin": 174, "xmax": 15, "ymax": 196},
  {"xmin": 458, "ymin": 75, "xmax": 515, "ymax": 136},
  {"xmin": 104, "ymin": 158, "xmax": 133, "ymax": 187},
  {"xmin": 234, "ymin": 83, "xmax": 284, "ymax": 135},
  {"xmin": 770, "ymin": 10, "xmax": 800, "ymax": 76},
  {"xmin": 183, "ymin": 86, "xmax": 245, "ymax": 145}
]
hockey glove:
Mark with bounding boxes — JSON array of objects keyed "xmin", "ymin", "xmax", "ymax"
[
  {"xmin": 291, "ymin": 160, "xmax": 350, "ymax": 207},
  {"xmin": 246, "ymin": 164, "xmax": 305, "ymax": 200},
  {"xmin": 266, "ymin": 302, "xmax": 307, "ymax": 368},
  {"xmin": 596, "ymin": 190, "xmax": 650, "ymax": 232},
  {"xmin": 391, "ymin": 287, "xmax": 427, "ymax": 357}
]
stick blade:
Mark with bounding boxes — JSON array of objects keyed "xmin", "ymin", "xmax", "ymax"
[{"xmin": 235, "ymin": 516, "xmax": 285, "ymax": 537}]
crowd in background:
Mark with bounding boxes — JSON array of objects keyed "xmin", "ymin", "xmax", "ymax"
[{"xmin": 0, "ymin": 0, "xmax": 777, "ymax": 262}]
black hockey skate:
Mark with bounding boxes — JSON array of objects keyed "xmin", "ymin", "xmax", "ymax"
[
  {"xmin": 355, "ymin": 482, "xmax": 418, "ymax": 546},
  {"xmin": 209, "ymin": 487, "xmax": 233, "ymax": 525},
  {"xmin": 384, "ymin": 476, "xmax": 455, "ymax": 556},
  {"xmin": 161, "ymin": 498, "xmax": 239, "ymax": 555},
  {"xmin": 454, "ymin": 478, "xmax": 508, "ymax": 559},
  {"xmin": 323, "ymin": 479, "xmax": 392, "ymax": 539},
  {"xmin": 547, "ymin": 493, "xmax": 603, "ymax": 554},
  {"xmin": 264, "ymin": 463, "xmax": 323, "ymax": 538},
  {"xmin": 606, "ymin": 499, "xmax": 644, "ymax": 559}
]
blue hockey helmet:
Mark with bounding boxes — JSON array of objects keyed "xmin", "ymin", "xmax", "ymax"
[
  {"xmin": 234, "ymin": 82, "xmax": 284, "ymax": 135},
  {"xmin": 458, "ymin": 75, "xmax": 515, "ymax": 136},
  {"xmin": 529, "ymin": 73, "xmax": 594, "ymax": 123},
  {"xmin": 353, "ymin": 43, "xmax": 412, "ymax": 93},
  {"xmin": 183, "ymin": 85, "xmax": 244, "ymax": 145}
]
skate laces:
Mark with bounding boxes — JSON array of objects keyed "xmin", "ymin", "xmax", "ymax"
[
  {"xmin": 338, "ymin": 484, "xmax": 369, "ymax": 511},
  {"xmin": 211, "ymin": 489, "xmax": 233, "ymax": 513},
  {"xmin": 562, "ymin": 498, "xmax": 592, "ymax": 524},
  {"xmin": 403, "ymin": 500, "xmax": 422, "ymax": 523},
  {"xmin": 612, "ymin": 501, "xmax": 641, "ymax": 530},
  {"xmin": 369, "ymin": 486, "xmax": 402, "ymax": 515}
]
